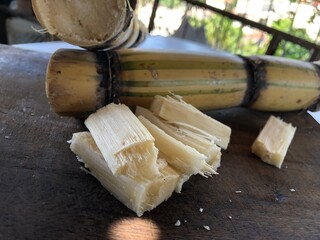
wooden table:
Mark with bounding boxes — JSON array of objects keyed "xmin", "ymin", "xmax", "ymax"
[{"xmin": 1, "ymin": 43, "xmax": 320, "ymax": 240}]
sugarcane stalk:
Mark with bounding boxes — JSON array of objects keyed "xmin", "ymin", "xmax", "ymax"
[
  {"xmin": 45, "ymin": 48, "xmax": 320, "ymax": 117},
  {"xmin": 31, "ymin": 0, "xmax": 147, "ymax": 50}
]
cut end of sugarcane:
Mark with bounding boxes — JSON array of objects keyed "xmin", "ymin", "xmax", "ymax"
[
  {"xmin": 251, "ymin": 116, "xmax": 296, "ymax": 168},
  {"xmin": 32, "ymin": 0, "xmax": 132, "ymax": 48}
]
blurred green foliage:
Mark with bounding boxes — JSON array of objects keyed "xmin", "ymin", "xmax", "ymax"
[
  {"xmin": 272, "ymin": 18, "xmax": 312, "ymax": 60},
  {"xmin": 151, "ymin": 0, "xmax": 317, "ymax": 59},
  {"xmin": 188, "ymin": 10, "xmax": 314, "ymax": 59}
]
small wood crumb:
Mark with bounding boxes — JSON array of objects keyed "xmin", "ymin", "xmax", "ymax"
[
  {"xmin": 235, "ymin": 190, "xmax": 242, "ymax": 193},
  {"xmin": 174, "ymin": 220, "xmax": 181, "ymax": 226},
  {"xmin": 290, "ymin": 188, "xmax": 296, "ymax": 192},
  {"xmin": 203, "ymin": 225, "xmax": 210, "ymax": 231}
]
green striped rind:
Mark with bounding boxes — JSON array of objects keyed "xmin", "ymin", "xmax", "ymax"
[
  {"xmin": 268, "ymin": 82, "xmax": 320, "ymax": 89},
  {"xmin": 117, "ymin": 48, "xmax": 241, "ymax": 60},
  {"xmin": 121, "ymin": 60, "xmax": 243, "ymax": 71},
  {"xmin": 122, "ymin": 79, "xmax": 246, "ymax": 87},
  {"xmin": 118, "ymin": 48, "xmax": 245, "ymax": 69},
  {"xmin": 121, "ymin": 88, "xmax": 245, "ymax": 97},
  {"xmin": 117, "ymin": 50, "xmax": 248, "ymax": 108}
]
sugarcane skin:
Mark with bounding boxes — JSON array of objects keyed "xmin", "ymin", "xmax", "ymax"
[
  {"xmin": 45, "ymin": 49, "xmax": 106, "ymax": 117},
  {"xmin": 245, "ymin": 56, "xmax": 320, "ymax": 111},
  {"xmin": 45, "ymin": 49, "xmax": 320, "ymax": 116}
]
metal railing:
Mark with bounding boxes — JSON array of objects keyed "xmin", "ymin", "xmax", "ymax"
[{"xmin": 148, "ymin": 0, "xmax": 320, "ymax": 61}]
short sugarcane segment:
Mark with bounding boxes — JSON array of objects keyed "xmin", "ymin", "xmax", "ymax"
[
  {"xmin": 251, "ymin": 116, "xmax": 296, "ymax": 168},
  {"xmin": 45, "ymin": 48, "xmax": 320, "ymax": 117},
  {"xmin": 138, "ymin": 115, "xmax": 217, "ymax": 192},
  {"xmin": 150, "ymin": 95, "xmax": 231, "ymax": 149},
  {"xmin": 84, "ymin": 103, "xmax": 160, "ymax": 179},
  {"xmin": 70, "ymin": 132, "xmax": 179, "ymax": 217},
  {"xmin": 45, "ymin": 50, "xmax": 100, "ymax": 116},
  {"xmin": 31, "ymin": 0, "xmax": 146, "ymax": 50},
  {"xmin": 247, "ymin": 55, "xmax": 320, "ymax": 111},
  {"xmin": 135, "ymin": 106, "xmax": 221, "ymax": 171}
]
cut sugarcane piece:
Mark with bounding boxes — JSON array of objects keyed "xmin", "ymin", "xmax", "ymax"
[
  {"xmin": 251, "ymin": 116, "xmax": 297, "ymax": 168},
  {"xmin": 138, "ymin": 116, "xmax": 215, "ymax": 177},
  {"xmin": 135, "ymin": 106, "xmax": 221, "ymax": 171},
  {"xmin": 138, "ymin": 115, "xmax": 216, "ymax": 175},
  {"xmin": 31, "ymin": 0, "xmax": 147, "ymax": 49},
  {"xmin": 84, "ymin": 103, "xmax": 160, "ymax": 178},
  {"xmin": 150, "ymin": 95, "xmax": 231, "ymax": 149},
  {"xmin": 70, "ymin": 132, "xmax": 179, "ymax": 217}
]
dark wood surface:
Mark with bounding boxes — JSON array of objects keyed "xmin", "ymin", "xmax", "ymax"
[{"xmin": 1, "ymin": 44, "xmax": 320, "ymax": 240}]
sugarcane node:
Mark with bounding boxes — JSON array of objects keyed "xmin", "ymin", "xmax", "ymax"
[
  {"xmin": 240, "ymin": 56, "xmax": 267, "ymax": 108},
  {"xmin": 308, "ymin": 62, "xmax": 320, "ymax": 111},
  {"xmin": 133, "ymin": 29, "xmax": 146, "ymax": 48},
  {"xmin": 95, "ymin": 50, "xmax": 122, "ymax": 107},
  {"xmin": 110, "ymin": 52, "xmax": 123, "ymax": 104}
]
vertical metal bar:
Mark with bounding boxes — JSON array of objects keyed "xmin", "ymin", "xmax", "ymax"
[
  {"xmin": 148, "ymin": 0, "xmax": 160, "ymax": 33},
  {"xmin": 265, "ymin": 34, "xmax": 281, "ymax": 56},
  {"xmin": 309, "ymin": 49, "xmax": 320, "ymax": 61}
]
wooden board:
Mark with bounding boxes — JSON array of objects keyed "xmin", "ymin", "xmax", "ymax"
[{"xmin": 1, "ymin": 44, "xmax": 320, "ymax": 240}]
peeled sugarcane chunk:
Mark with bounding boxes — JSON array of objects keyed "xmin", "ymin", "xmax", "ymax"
[
  {"xmin": 70, "ymin": 132, "xmax": 179, "ymax": 217},
  {"xmin": 251, "ymin": 116, "xmax": 296, "ymax": 168},
  {"xmin": 138, "ymin": 115, "xmax": 216, "ymax": 192},
  {"xmin": 71, "ymin": 99, "xmax": 228, "ymax": 215},
  {"xmin": 150, "ymin": 95, "xmax": 231, "ymax": 150},
  {"xmin": 138, "ymin": 116, "xmax": 215, "ymax": 177},
  {"xmin": 84, "ymin": 103, "xmax": 160, "ymax": 178},
  {"xmin": 135, "ymin": 106, "xmax": 222, "ymax": 171}
]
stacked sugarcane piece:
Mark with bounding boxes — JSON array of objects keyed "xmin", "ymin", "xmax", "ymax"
[{"xmin": 70, "ymin": 95, "xmax": 231, "ymax": 216}]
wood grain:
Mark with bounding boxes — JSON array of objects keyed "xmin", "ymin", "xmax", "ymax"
[{"xmin": 1, "ymin": 44, "xmax": 319, "ymax": 240}]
